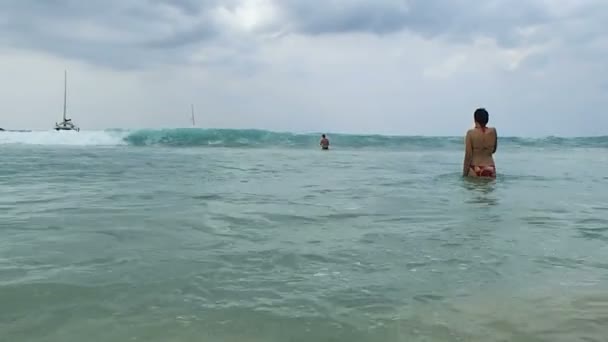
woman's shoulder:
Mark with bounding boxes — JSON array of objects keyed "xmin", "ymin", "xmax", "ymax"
[{"xmin": 467, "ymin": 127, "xmax": 497, "ymax": 137}]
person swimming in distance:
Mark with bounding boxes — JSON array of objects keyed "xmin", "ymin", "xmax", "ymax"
[
  {"xmin": 463, "ymin": 108, "xmax": 497, "ymax": 178},
  {"xmin": 320, "ymin": 134, "xmax": 330, "ymax": 150}
]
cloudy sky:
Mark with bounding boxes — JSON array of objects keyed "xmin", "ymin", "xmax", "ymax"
[{"xmin": 0, "ymin": 0, "xmax": 606, "ymax": 136}]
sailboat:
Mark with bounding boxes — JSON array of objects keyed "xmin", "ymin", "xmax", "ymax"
[
  {"xmin": 190, "ymin": 104, "xmax": 196, "ymax": 127},
  {"xmin": 55, "ymin": 70, "xmax": 80, "ymax": 132}
]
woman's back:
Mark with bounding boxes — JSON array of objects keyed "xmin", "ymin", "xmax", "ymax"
[{"xmin": 468, "ymin": 127, "xmax": 497, "ymax": 166}]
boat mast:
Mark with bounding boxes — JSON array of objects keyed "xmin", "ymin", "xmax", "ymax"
[
  {"xmin": 191, "ymin": 104, "xmax": 196, "ymax": 127},
  {"xmin": 63, "ymin": 70, "xmax": 67, "ymax": 122}
]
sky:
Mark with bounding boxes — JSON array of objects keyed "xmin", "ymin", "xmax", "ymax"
[{"xmin": 0, "ymin": 0, "xmax": 606, "ymax": 136}]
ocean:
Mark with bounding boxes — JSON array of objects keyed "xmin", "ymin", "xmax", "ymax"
[{"xmin": 1, "ymin": 129, "xmax": 608, "ymax": 341}]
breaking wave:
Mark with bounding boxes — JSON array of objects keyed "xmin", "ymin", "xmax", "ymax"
[
  {"xmin": 1, "ymin": 128, "xmax": 607, "ymax": 149},
  {"xmin": 0, "ymin": 129, "xmax": 127, "ymax": 146}
]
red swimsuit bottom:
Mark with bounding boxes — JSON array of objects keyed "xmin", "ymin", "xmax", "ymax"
[{"xmin": 470, "ymin": 165, "xmax": 496, "ymax": 178}]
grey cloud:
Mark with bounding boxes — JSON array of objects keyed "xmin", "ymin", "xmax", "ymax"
[
  {"xmin": 142, "ymin": 24, "xmax": 219, "ymax": 49},
  {"xmin": 148, "ymin": 0, "xmax": 217, "ymax": 14},
  {"xmin": 0, "ymin": 0, "xmax": 230, "ymax": 69},
  {"xmin": 0, "ymin": 0, "xmax": 606, "ymax": 70},
  {"xmin": 148, "ymin": 0, "xmax": 240, "ymax": 14},
  {"xmin": 278, "ymin": 0, "xmax": 410, "ymax": 35},
  {"xmin": 277, "ymin": 0, "xmax": 551, "ymax": 47}
]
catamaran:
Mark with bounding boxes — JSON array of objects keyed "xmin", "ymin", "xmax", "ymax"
[{"xmin": 55, "ymin": 70, "xmax": 80, "ymax": 132}]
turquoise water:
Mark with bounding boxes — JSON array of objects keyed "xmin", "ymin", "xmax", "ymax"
[{"xmin": 1, "ymin": 129, "xmax": 608, "ymax": 341}]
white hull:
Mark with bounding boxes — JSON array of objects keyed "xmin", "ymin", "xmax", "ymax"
[{"xmin": 55, "ymin": 120, "xmax": 79, "ymax": 132}]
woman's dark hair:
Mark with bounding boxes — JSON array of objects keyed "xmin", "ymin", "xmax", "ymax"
[
  {"xmin": 322, "ymin": 134, "xmax": 326, "ymax": 138},
  {"xmin": 474, "ymin": 108, "xmax": 489, "ymax": 127}
]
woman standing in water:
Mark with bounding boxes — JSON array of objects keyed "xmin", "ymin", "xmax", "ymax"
[{"xmin": 463, "ymin": 108, "xmax": 497, "ymax": 178}]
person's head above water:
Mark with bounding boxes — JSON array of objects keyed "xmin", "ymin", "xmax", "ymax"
[
  {"xmin": 322, "ymin": 134, "xmax": 326, "ymax": 138},
  {"xmin": 474, "ymin": 108, "xmax": 489, "ymax": 127}
]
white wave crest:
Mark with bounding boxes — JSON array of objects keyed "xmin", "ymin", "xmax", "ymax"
[{"xmin": 0, "ymin": 130, "xmax": 128, "ymax": 146}]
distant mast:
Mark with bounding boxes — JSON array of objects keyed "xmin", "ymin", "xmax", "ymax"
[
  {"xmin": 191, "ymin": 104, "xmax": 196, "ymax": 127},
  {"xmin": 63, "ymin": 70, "xmax": 67, "ymax": 122}
]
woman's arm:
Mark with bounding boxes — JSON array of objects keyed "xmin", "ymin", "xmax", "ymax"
[
  {"xmin": 492, "ymin": 128, "xmax": 498, "ymax": 154},
  {"xmin": 463, "ymin": 131, "xmax": 473, "ymax": 176}
]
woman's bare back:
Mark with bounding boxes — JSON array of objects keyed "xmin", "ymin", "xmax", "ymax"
[
  {"xmin": 463, "ymin": 127, "xmax": 497, "ymax": 177},
  {"xmin": 469, "ymin": 127, "xmax": 496, "ymax": 165}
]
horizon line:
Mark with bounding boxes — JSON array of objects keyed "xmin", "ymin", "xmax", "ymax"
[{"xmin": 1, "ymin": 127, "xmax": 607, "ymax": 139}]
